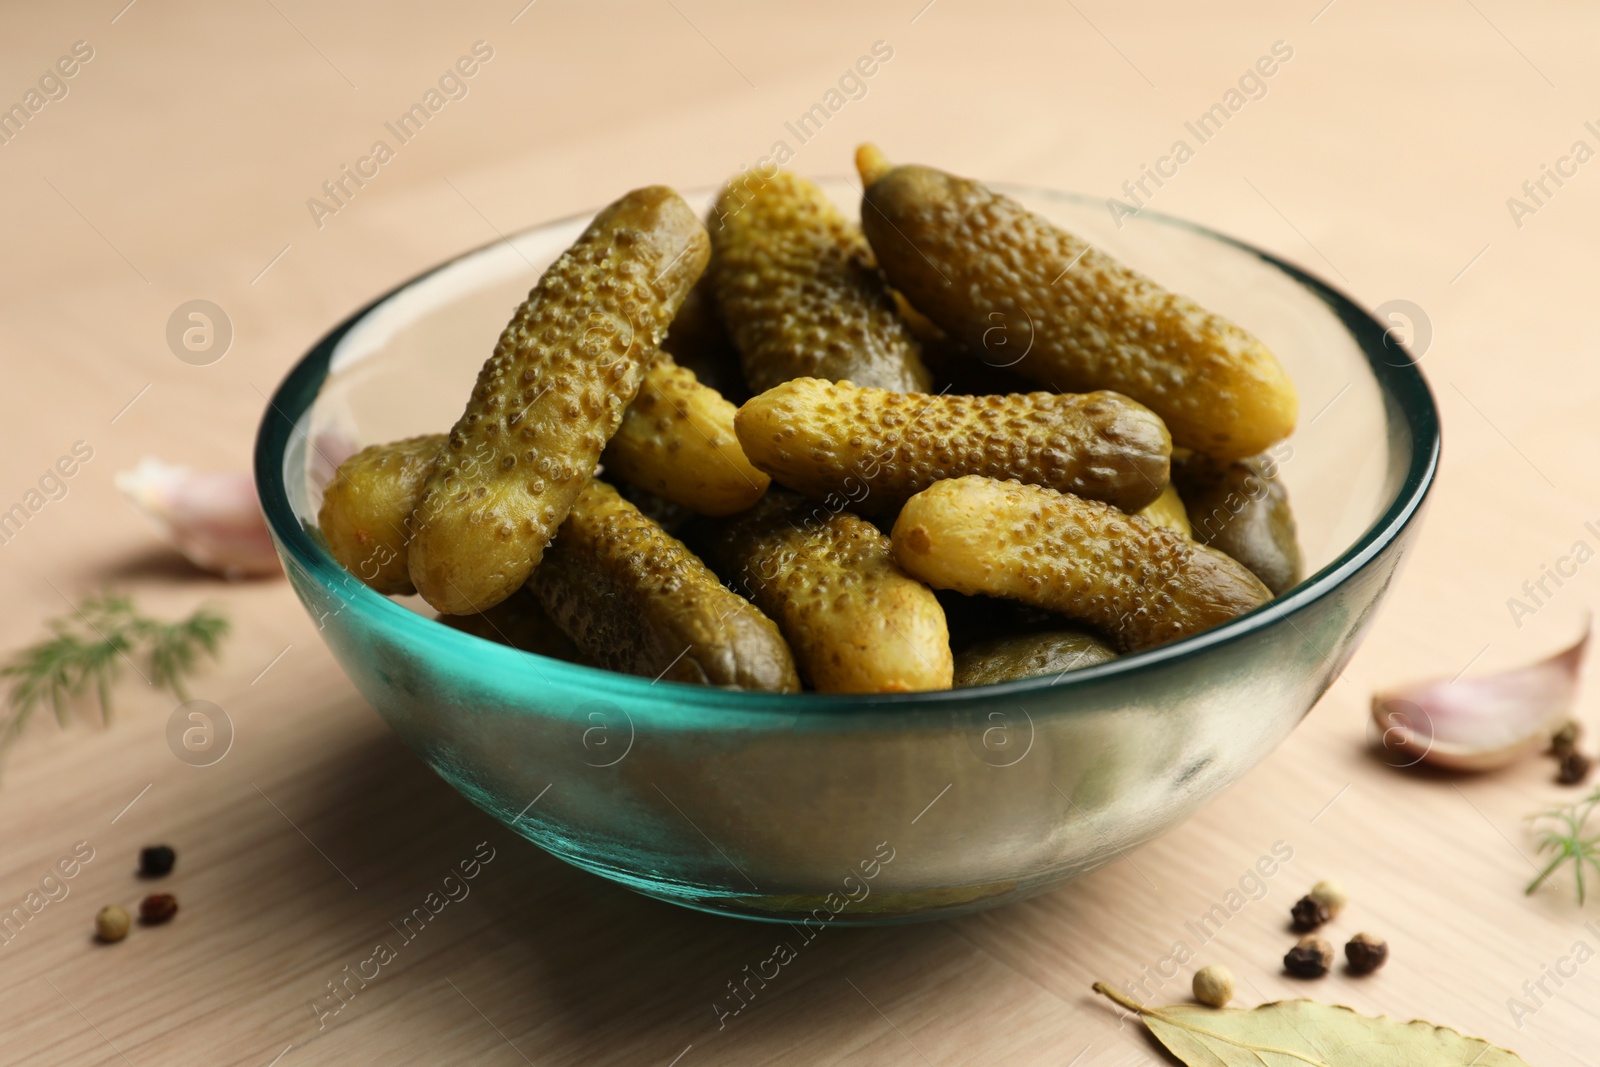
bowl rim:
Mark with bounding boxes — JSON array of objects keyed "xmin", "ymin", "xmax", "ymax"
[{"xmin": 254, "ymin": 184, "xmax": 1440, "ymax": 712}]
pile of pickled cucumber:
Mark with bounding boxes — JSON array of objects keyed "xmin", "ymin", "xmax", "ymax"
[{"xmin": 318, "ymin": 146, "xmax": 1303, "ymax": 694}]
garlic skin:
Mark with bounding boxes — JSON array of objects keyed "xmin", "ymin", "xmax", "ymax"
[
  {"xmin": 116, "ymin": 458, "xmax": 281, "ymax": 579},
  {"xmin": 1371, "ymin": 624, "xmax": 1590, "ymax": 771}
]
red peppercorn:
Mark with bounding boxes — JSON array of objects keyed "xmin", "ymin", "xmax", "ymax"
[{"xmin": 139, "ymin": 893, "xmax": 178, "ymax": 925}]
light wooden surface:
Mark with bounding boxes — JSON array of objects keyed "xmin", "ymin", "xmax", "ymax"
[{"xmin": 3, "ymin": 1, "xmax": 1598, "ymax": 1062}]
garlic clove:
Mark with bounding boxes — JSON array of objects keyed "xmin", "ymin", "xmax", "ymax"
[
  {"xmin": 1371, "ymin": 623, "xmax": 1590, "ymax": 771},
  {"xmin": 116, "ymin": 458, "xmax": 282, "ymax": 580}
]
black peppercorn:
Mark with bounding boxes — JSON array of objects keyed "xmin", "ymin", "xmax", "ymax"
[
  {"xmin": 1284, "ymin": 935, "xmax": 1333, "ymax": 978},
  {"xmin": 1345, "ymin": 932, "xmax": 1389, "ymax": 975},
  {"xmin": 139, "ymin": 893, "xmax": 179, "ymax": 925},
  {"xmin": 1550, "ymin": 720, "xmax": 1582, "ymax": 759},
  {"xmin": 1290, "ymin": 894, "xmax": 1329, "ymax": 931},
  {"xmin": 1557, "ymin": 751, "xmax": 1592, "ymax": 786},
  {"xmin": 139, "ymin": 845, "xmax": 176, "ymax": 878}
]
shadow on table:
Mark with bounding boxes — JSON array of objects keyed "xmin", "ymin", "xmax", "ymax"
[
  {"xmin": 285, "ymin": 721, "xmax": 959, "ymax": 1060},
  {"xmin": 92, "ymin": 543, "xmax": 281, "ymax": 585}
]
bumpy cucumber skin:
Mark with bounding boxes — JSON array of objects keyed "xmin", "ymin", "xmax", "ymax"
[
  {"xmin": 409, "ymin": 186, "xmax": 709, "ymax": 615},
  {"xmin": 529, "ymin": 480, "xmax": 799, "ymax": 691},
  {"xmin": 699, "ymin": 491, "xmax": 953, "ymax": 693},
  {"xmin": 1177, "ymin": 453, "xmax": 1302, "ymax": 595},
  {"xmin": 319, "ymin": 434, "xmax": 447, "ymax": 595},
  {"xmin": 954, "ymin": 629, "xmax": 1117, "ymax": 687},
  {"xmin": 891, "ymin": 476, "xmax": 1271, "ymax": 652},
  {"xmin": 602, "ymin": 353, "xmax": 770, "ymax": 516},
  {"xmin": 317, "ymin": 349, "xmax": 762, "ymax": 597},
  {"xmin": 710, "ymin": 170, "xmax": 931, "ymax": 394},
  {"xmin": 861, "ymin": 163, "xmax": 1297, "ymax": 460},
  {"xmin": 736, "ymin": 377, "xmax": 1169, "ymax": 516}
]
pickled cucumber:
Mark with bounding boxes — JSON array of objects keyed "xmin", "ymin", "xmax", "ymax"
[
  {"xmin": 602, "ymin": 352, "xmax": 770, "ymax": 516},
  {"xmin": 319, "ymin": 351, "xmax": 758, "ymax": 595},
  {"xmin": 891, "ymin": 476, "xmax": 1271, "ymax": 651},
  {"xmin": 954, "ymin": 629, "xmax": 1117, "ymax": 687},
  {"xmin": 318, "ymin": 434, "xmax": 446, "ymax": 595},
  {"xmin": 408, "ymin": 186, "xmax": 709, "ymax": 615},
  {"xmin": 529, "ymin": 480, "xmax": 799, "ymax": 690},
  {"xmin": 1176, "ymin": 453, "xmax": 1302, "ymax": 595},
  {"xmin": 710, "ymin": 169, "xmax": 931, "ymax": 394},
  {"xmin": 697, "ymin": 491, "xmax": 952, "ymax": 693},
  {"xmin": 856, "ymin": 146, "xmax": 1297, "ymax": 460},
  {"xmin": 735, "ymin": 378, "xmax": 1169, "ymax": 516}
]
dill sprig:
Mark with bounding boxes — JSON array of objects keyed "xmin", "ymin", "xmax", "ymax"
[
  {"xmin": 1526, "ymin": 786, "xmax": 1600, "ymax": 904},
  {"xmin": 1, "ymin": 594, "xmax": 230, "ymax": 748}
]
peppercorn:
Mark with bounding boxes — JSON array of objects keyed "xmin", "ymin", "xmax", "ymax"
[
  {"xmin": 138, "ymin": 893, "xmax": 178, "ymax": 925},
  {"xmin": 1345, "ymin": 932, "xmax": 1389, "ymax": 975},
  {"xmin": 1191, "ymin": 964, "xmax": 1234, "ymax": 1007},
  {"xmin": 1284, "ymin": 935, "xmax": 1333, "ymax": 978},
  {"xmin": 1290, "ymin": 894, "xmax": 1330, "ymax": 931},
  {"xmin": 94, "ymin": 905, "xmax": 130, "ymax": 943},
  {"xmin": 1550, "ymin": 720, "xmax": 1582, "ymax": 758},
  {"xmin": 139, "ymin": 845, "xmax": 176, "ymax": 878},
  {"xmin": 1308, "ymin": 879, "xmax": 1348, "ymax": 919},
  {"xmin": 1557, "ymin": 750, "xmax": 1593, "ymax": 786}
]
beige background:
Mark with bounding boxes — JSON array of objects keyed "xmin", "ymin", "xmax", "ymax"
[{"xmin": 2, "ymin": 0, "xmax": 1598, "ymax": 1062}]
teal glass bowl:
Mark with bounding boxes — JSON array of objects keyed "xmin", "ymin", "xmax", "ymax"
[{"xmin": 255, "ymin": 183, "xmax": 1438, "ymax": 923}]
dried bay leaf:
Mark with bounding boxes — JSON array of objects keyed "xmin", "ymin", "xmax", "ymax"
[{"xmin": 1092, "ymin": 983, "xmax": 1531, "ymax": 1066}]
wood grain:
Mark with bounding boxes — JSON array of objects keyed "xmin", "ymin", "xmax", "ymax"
[{"xmin": 2, "ymin": 1, "xmax": 1597, "ymax": 1062}]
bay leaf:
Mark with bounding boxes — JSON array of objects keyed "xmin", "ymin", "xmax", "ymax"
[{"xmin": 1092, "ymin": 982, "xmax": 1531, "ymax": 1066}]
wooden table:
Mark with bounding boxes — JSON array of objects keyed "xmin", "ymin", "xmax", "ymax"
[{"xmin": 3, "ymin": 1, "xmax": 1597, "ymax": 1062}]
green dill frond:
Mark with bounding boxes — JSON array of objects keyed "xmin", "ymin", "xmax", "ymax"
[
  {"xmin": 1526, "ymin": 786, "xmax": 1600, "ymax": 904},
  {"xmin": 0, "ymin": 595, "xmax": 230, "ymax": 756}
]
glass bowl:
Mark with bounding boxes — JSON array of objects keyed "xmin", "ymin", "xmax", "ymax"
[{"xmin": 254, "ymin": 182, "xmax": 1438, "ymax": 924}]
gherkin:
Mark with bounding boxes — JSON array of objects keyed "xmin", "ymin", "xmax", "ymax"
[
  {"xmin": 322, "ymin": 351, "xmax": 760, "ymax": 598},
  {"xmin": 954, "ymin": 629, "xmax": 1118, "ymax": 687},
  {"xmin": 735, "ymin": 377, "xmax": 1169, "ymax": 516},
  {"xmin": 856, "ymin": 146, "xmax": 1297, "ymax": 460},
  {"xmin": 601, "ymin": 352, "xmax": 769, "ymax": 517},
  {"xmin": 408, "ymin": 186, "xmax": 709, "ymax": 615},
  {"xmin": 315, "ymin": 162, "xmax": 1305, "ymax": 687},
  {"xmin": 892, "ymin": 476, "xmax": 1271, "ymax": 652},
  {"xmin": 530, "ymin": 480, "xmax": 799, "ymax": 691},
  {"xmin": 697, "ymin": 490, "xmax": 952, "ymax": 693},
  {"xmin": 318, "ymin": 434, "xmax": 445, "ymax": 595},
  {"xmin": 321, "ymin": 437, "xmax": 795, "ymax": 690},
  {"xmin": 1176, "ymin": 453, "xmax": 1302, "ymax": 595},
  {"xmin": 709, "ymin": 169, "xmax": 931, "ymax": 394}
]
